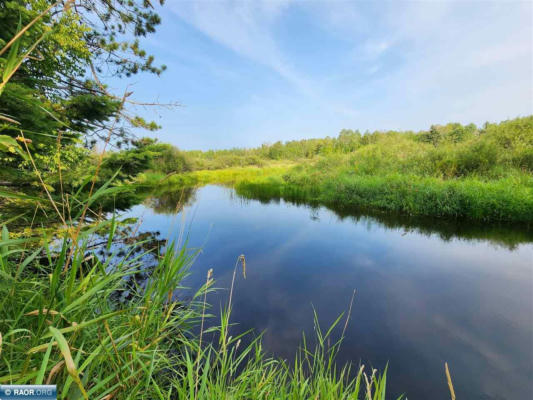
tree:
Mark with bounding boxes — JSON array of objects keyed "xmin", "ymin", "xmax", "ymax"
[
  {"xmin": 0, "ymin": 0, "xmax": 170, "ymax": 186},
  {"xmin": 337, "ymin": 129, "xmax": 361, "ymax": 152},
  {"xmin": 100, "ymin": 138, "xmax": 191, "ymax": 180}
]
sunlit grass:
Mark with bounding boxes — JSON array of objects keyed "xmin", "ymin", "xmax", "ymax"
[
  {"xmin": 137, "ymin": 164, "xmax": 293, "ymax": 188},
  {"xmin": 147, "ymin": 116, "xmax": 533, "ymax": 223},
  {"xmin": 235, "ymin": 170, "xmax": 533, "ymax": 222},
  {"xmin": 138, "ymin": 159, "xmax": 533, "ymax": 222},
  {"xmin": 0, "ymin": 222, "xmax": 399, "ymax": 399}
]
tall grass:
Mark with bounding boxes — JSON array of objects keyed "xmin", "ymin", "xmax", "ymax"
[
  {"xmin": 137, "ymin": 164, "xmax": 294, "ymax": 189},
  {"xmin": 138, "ymin": 160, "xmax": 533, "ymax": 222},
  {"xmin": 0, "ymin": 220, "xmax": 399, "ymax": 399},
  {"xmin": 181, "ymin": 116, "xmax": 533, "ymax": 178},
  {"xmin": 151, "ymin": 116, "xmax": 533, "ymax": 223},
  {"xmin": 235, "ymin": 171, "xmax": 533, "ymax": 223}
]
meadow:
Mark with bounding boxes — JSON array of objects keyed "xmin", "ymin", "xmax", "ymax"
[{"xmin": 132, "ymin": 116, "xmax": 533, "ymax": 223}]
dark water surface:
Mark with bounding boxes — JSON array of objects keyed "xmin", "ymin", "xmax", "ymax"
[{"xmin": 125, "ymin": 185, "xmax": 533, "ymax": 399}]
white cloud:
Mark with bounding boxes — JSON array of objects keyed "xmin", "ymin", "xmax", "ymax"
[
  {"xmin": 360, "ymin": 40, "xmax": 392, "ymax": 60},
  {"xmin": 167, "ymin": 1, "xmax": 307, "ymax": 90},
  {"xmin": 166, "ymin": 0, "xmax": 532, "ymax": 138},
  {"xmin": 314, "ymin": 0, "xmax": 532, "ymax": 127}
]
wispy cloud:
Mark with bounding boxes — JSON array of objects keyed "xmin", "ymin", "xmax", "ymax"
[
  {"xmin": 168, "ymin": 1, "xmax": 364, "ymax": 122},
  {"xmin": 310, "ymin": 0, "xmax": 532, "ymax": 126},
  {"xmin": 168, "ymin": 1, "xmax": 308, "ymax": 90},
  {"xmin": 154, "ymin": 1, "xmax": 531, "ymax": 148}
]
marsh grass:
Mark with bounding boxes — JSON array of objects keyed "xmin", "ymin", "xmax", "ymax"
[
  {"xmin": 234, "ymin": 170, "xmax": 533, "ymax": 223},
  {"xmin": 138, "ymin": 147, "xmax": 533, "ymax": 223},
  {"xmin": 144, "ymin": 116, "xmax": 533, "ymax": 223},
  {"xmin": 137, "ymin": 164, "xmax": 294, "ymax": 189},
  {"xmin": 0, "ymin": 218, "xmax": 403, "ymax": 399}
]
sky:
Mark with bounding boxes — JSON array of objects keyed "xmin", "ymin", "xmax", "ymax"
[{"xmin": 114, "ymin": 0, "xmax": 533, "ymax": 150}]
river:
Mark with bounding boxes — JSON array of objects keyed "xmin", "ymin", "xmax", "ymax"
[{"xmin": 124, "ymin": 184, "xmax": 533, "ymax": 399}]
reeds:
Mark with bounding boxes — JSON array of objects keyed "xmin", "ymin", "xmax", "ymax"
[
  {"xmin": 445, "ymin": 362, "xmax": 456, "ymax": 400},
  {"xmin": 139, "ymin": 116, "xmax": 533, "ymax": 223},
  {"xmin": 235, "ymin": 171, "xmax": 533, "ymax": 223},
  {"xmin": 0, "ymin": 218, "xmax": 401, "ymax": 399}
]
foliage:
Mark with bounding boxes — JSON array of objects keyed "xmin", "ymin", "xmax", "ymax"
[
  {"xmin": 137, "ymin": 165, "xmax": 293, "ymax": 189},
  {"xmin": 167, "ymin": 117, "xmax": 533, "ymax": 223},
  {"xmin": 236, "ymin": 172, "xmax": 533, "ymax": 223},
  {"xmin": 0, "ymin": 221, "xmax": 397, "ymax": 399},
  {"xmin": 0, "ymin": 0, "xmax": 168, "ymax": 189},
  {"xmin": 100, "ymin": 138, "xmax": 191, "ymax": 181},
  {"xmin": 184, "ymin": 116, "xmax": 533, "ymax": 180}
]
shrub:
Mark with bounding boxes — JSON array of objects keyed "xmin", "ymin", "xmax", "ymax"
[{"xmin": 455, "ymin": 141, "xmax": 499, "ymax": 176}]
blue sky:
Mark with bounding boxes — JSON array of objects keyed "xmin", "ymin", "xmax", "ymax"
[{"xmin": 115, "ymin": 1, "xmax": 532, "ymax": 150}]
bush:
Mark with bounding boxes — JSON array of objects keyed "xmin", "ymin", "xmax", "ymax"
[
  {"xmin": 455, "ymin": 141, "xmax": 499, "ymax": 176},
  {"xmin": 149, "ymin": 143, "xmax": 191, "ymax": 174}
]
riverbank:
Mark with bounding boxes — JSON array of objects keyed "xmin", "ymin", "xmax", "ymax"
[
  {"xmin": 140, "ymin": 163, "xmax": 533, "ymax": 223},
  {"xmin": 140, "ymin": 116, "xmax": 533, "ymax": 223},
  {"xmin": 235, "ymin": 168, "xmax": 533, "ymax": 223},
  {"xmin": 0, "ymin": 220, "xmax": 395, "ymax": 399}
]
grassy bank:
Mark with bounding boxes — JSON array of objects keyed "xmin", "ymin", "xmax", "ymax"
[
  {"xmin": 136, "ymin": 159, "xmax": 533, "ymax": 223},
  {"xmin": 136, "ymin": 164, "xmax": 295, "ymax": 188},
  {"xmin": 0, "ymin": 222, "xmax": 397, "ymax": 399},
  {"xmin": 234, "ymin": 169, "xmax": 533, "ymax": 223},
  {"xmin": 141, "ymin": 117, "xmax": 533, "ymax": 223}
]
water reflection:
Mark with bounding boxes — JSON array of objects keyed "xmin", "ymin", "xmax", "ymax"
[
  {"xmin": 144, "ymin": 186, "xmax": 197, "ymax": 214},
  {"xmin": 125, "ymin": 185, "xmax": 532, "ymax": 400},
  {"xmin": 233, "ymin": 185, "xmax": 533, "ymax": 250}
]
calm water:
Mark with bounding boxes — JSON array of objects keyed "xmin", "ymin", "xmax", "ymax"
[{"xmin": 125, "ymin": 185, "xmax": 533, "ymax": 399}]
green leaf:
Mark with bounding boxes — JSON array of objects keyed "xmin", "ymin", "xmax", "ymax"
[
  {"xmin": 3, "ymin": 15, "xmax": 22, "ymax": 82},
  {"xmin": 106, "ymin": 211, "xmax": 116, "ymax": 251},
  {"xmin": 35, "ymin": 338, "xmax": 54, "ymax": 385},
  {"xmin": 48, "ymin": 327, "xmax": 88, "ymax": 399},
  {"xmin": 0, "ymin": 188, "xmax": 42, "ymax": 202},
  {"xmin": 0, "ymin": 135, "xmax": 28, "ymax": 160}
]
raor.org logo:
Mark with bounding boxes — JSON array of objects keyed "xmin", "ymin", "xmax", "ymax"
[{"xmin": 0, "ymin": 385, "xmax": 56, "ymax": 400}]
